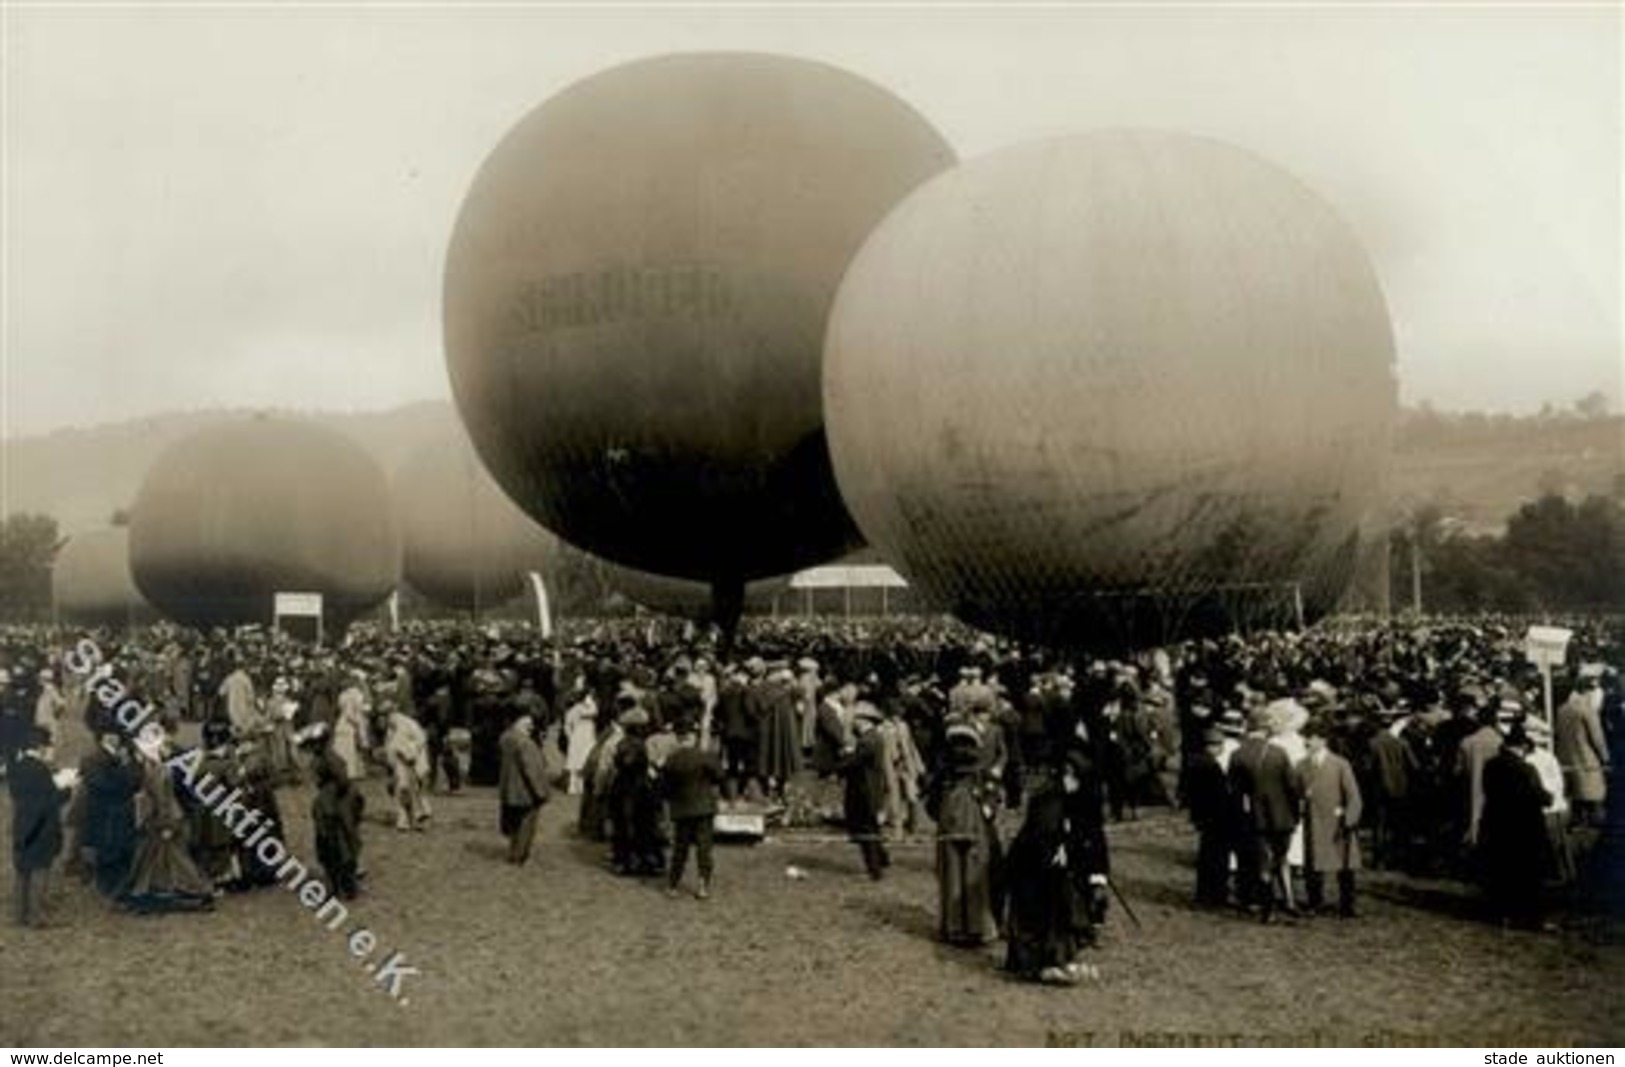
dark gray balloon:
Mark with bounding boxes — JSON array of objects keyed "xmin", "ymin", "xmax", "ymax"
[
  {"xmin": 443, "ymin": 52, "xmax": 956, "ymax": 589},
  {"xmin": 129, "ymin": 417, "xmax": 401, "ymax": 630}
]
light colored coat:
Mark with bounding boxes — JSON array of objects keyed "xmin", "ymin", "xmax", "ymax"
[
  {"xmin": 384, "ymin": 712, "xmax": 430, "ymax": 780},
  {"xmin": 332, "ymin": 687, "xmax": 371, "ymax": 782},
  {"xmin": 1297, "ymin": 749, "xmax": 1363, "ymax": 872},
  {"xmin": 221, "ymin": 670, "xmax": 260, "ymax": 737},
  {"xmin": 564, "ymin": 695, "xmax": 598, "ymax": 774},
  {"xmin": 1554, "ymin": 692, "xmax": 1609, "ymax": 804}
]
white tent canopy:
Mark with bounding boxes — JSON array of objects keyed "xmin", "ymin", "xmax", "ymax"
[{"xmin": 790, "ymin": 564, "xmax": 908, "ymax": 590}]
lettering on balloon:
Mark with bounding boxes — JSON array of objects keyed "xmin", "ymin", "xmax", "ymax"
[{"xmin": 508, "ymin": 264, "xmax": 735, "ymax": 335}]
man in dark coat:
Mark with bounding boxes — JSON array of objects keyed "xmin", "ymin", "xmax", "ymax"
[
  {"xmin": 1367, "ymin": 707, "xmax": 1417, "ymax": 871},
  {"xmin": 1184, "ymin": 727, "xmax": 1234, "ymax": 908},
  {"xmin": 610, "ymin": 709, "xmax": 664, "ymax": 876},
  {"xmin": 312, "ymin": 748, "xmax": 362, "ymax": 899},
  {"xmin": 1228, "ymin": 703, "xmax": 1303, "ymax": 921},
  {"xmin": 0, "ymin": 669, "xmax": 27, "ymax": 776},
  {"xmin": 10, "ymin": 727, "xmax": 69, "ymax": 926},
  {"xmin": 1479, "ymin": 726, "xmax": 1553, "ymax": 930},
  {"xmin": 497, "ymin": 711, "xmax": 550, "ymax": 866},
  {"xmin": 662, "ymin": 720, "xmax": 723, "ymax": 898},
  {"xmin": 715, "ymin": 665, "xmax": 755, "ymax": 801},
  {"xmin": 80, "ymin": 732, "xmax": 142, "ymax": 898},
  {"xmin": 842, "ymin": 705, "xmax": 891, "ymax": 879}
]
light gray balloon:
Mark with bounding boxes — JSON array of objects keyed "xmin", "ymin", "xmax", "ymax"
[{"xmin": 824, "ymin": 132, "xmax": 1397, "ymax": 645}]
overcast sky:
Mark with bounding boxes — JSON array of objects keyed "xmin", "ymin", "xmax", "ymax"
[{"xmin": 3, "ymin": 3, "xmax": 1619, "ymax": 438}]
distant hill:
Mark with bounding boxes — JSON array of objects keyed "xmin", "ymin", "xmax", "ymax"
[
  {"xmin": 1388, "ymin": 409, "xmax": 1625, "ymax": 534},
  {"xmin": 2, "ymin": 401, "xmax": 1621, "ymax": 538}
]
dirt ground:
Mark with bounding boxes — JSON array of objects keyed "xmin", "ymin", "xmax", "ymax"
[{"xmin": 2, "ymin": 734, "xmax": 1621, "ymax": 1047}]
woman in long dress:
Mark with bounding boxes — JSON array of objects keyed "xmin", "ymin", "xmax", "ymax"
[
  {"xmin": 1524, "ymin": 717, "xmax": 1575, "ymax": 885},
  {"xmin": 564, "ymin": 690, "xmax": 598, "ymax": 795},
  {"xmin": 125, "ymin": 733, "xmax": 213, "ymax": 912},
  {"xmin": 1004, "ymin": 750, "xmax": 1106, "ymax": 985},
  {"xmin": 756, "ymin": 669, "xmax": 803, "ymax": 799},
  {"xmin": 930, "ymin": 723, "xmax": 999, "ymax": 946},
  {"xmin": 191, "ymin": 720, "xmax": 243, "ymax": 891}
]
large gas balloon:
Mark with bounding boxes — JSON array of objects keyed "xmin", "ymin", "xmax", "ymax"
[
  {"xmin": 129, "ymin": 418, "xmax": 401, "ymax": 631},
  {"xmin": 824, "ymin": 133, "xmax": 1397, "ymax": 645},
  {"xmin": 52, "ymin": 528, "xmax": 153, "ymax": 626},
  {"xmin": 396, "ymin": 435, "xmax": 558, "ymax": 612},
  {"xmin": 443, "ymin": 52, "xmax": 956, "ymax": 600}
]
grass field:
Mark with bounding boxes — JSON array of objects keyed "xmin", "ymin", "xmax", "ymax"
[{"xmin": 2, "ymin": 739, "xmax": 1621, "ymax": 1048}]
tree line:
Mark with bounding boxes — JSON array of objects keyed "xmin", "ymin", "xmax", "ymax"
[{"xmin": 1393, "ymin": 492, "xmax": 1624, "ymax": 615}]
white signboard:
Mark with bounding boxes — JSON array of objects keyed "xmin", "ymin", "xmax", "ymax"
[
  {"xmin": 1524, "ymin": 625, "xmax": 1573, "ymax": 724},
  {"xmin": 273, "ymin": 591, "xmax": 325, "ymax": 645},
  {"xmin": 273, "ymin": 592, "xmax": 324, "ymax": 618},
  {"xmin": 1523, "ymin": 625, "xmax": 1573, "ymax": 670}
]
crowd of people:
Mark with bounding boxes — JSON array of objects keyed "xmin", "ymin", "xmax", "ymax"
[{"xmin": 2, "ymin": 612, "xmax": 1620, "ymax": 986}]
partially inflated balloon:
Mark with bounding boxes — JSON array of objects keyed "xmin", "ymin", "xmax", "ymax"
[
  {"xmin": 396, "ymin": 436, "xmax": 558, "ymax": 611},
  {"xmin": 444, "ymin": 53, "xmax": 956, "ymax": 596},
  {"xmin": 824, "ymin": 133, "xmax": 1396, "ymax": 645},
  {"xmin": 53, "ymin": 528, "xmax": 153, "ymax": 626},
  {"xmin": 129, "ymin": 418, "xmax": 401, "ymax": 630}
]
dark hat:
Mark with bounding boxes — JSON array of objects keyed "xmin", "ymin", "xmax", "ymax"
[
  {"xmin": 1503, "ymin": 725, "xmax": 1534, "ymax": 752},
  {"xmin": 1061, "ymin": 747, "xmax": 1093, "ymax": 780},
  {"xmin": 203, "ymin": 719, "xmax": 234, "ymax": 748}
]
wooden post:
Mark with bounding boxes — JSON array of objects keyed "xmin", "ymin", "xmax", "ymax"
[{"xmin": 1410, "ymin": 522, "xmax": 1423, "ymax": 615}]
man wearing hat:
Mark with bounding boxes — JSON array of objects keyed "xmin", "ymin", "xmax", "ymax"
[
  {"xmin": 1478, "ymin": 725, "xmax": 1553, "ymax": 930},
  {"xmin": 498, "ymin": 710, "xmax": 550, "ymax": 865},
  {"xmin": 0, "ymin": 668, "xmax": 23, "ymax": 778},
  {"xmin": 1184, "ymin": 725, "xmax": 1236, "ymax": 908},
  {"xmin": 841, "ymin": 704, "xmax": 891, "ymax": 879},
  {"xmin": 1366, "ymin": 700, "xmax": 1417, "ymax": 872},
  {"xmin": 1458, "ymin": 704, "xmax": 1505, "ymax": 849},
  {"xmin": 1228, "ymin": 703, "xmax": 1304, "ymax": 921},
  {"xmin": 1298, "ymin": 719, "xmax": 1364, "ymax": 917},
  {"xmin": 9, "ymin": 726, "xmax": 70, "ymax": 926},
  {"xmin": 610, "ymin": 704, "xmax": 664, "ymax": 876},
  {"xmin": 661, "ymin": 717, "xmax": 723, "ymax": 899},
  {"xmin": 1554, "ymin": 670, "xmax": 1609, "ymax": 827}
]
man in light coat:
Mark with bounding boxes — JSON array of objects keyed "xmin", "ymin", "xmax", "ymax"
[
  {"xmin": 498, "ymin": 712, "xmax": 550, "ymax": 866},
  {"xmin": 219, "ymin": 658, "xmax": 261, "ymax": 739},
  {"xmin": 1554, "ymin": 674, "xmax": 1609, "ymax": 826},
  {"xmin": 1298, "ymin": 720, "xmax": 1364, "ymax": 917},
  {"xmin": 1457, "ymin": 705, "xmax": 1504, "ymax": 848},
  {"xmin": 383, "ymin": 709, "xmax": 431, "ymax": 831}
]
